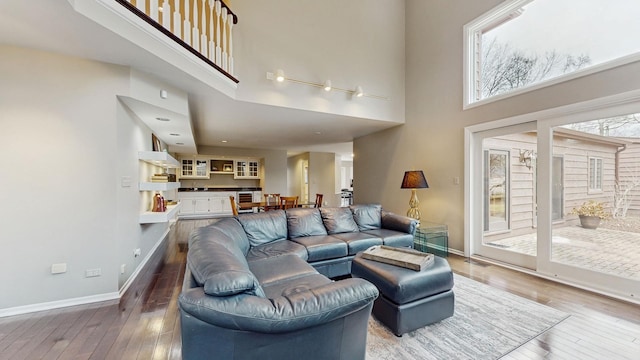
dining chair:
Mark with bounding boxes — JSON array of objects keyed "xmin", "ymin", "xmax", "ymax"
[
  {"xmin": 263, "ymin": 193, "xmax": 281, "ymax": 211},
  {"xmin": 280, "ymin": 196, "xmax": 299, "ymax": 210},
  {"xmin": 229, "ymin": 196, "xmax": 239, "ymax": 216},
  {"xmin": 314, "ymin": 194, "xmax": 323, "ymax": 208}
]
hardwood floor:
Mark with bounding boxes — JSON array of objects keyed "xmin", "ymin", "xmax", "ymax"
[{"xmin": 0, "ymin": 219, "xmax": 638, "ymax": 359}]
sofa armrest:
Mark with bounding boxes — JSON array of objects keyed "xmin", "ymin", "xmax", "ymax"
[
  {"xmin": 179, "ymin": 278, "xmax": 378, "ymax": 334},
  {"xmin": 381, "ymin": 211, "xmax": 418, "ymax": 235}
]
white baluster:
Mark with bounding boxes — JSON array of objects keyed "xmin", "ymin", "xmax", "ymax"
[
  {"xmin": 192, "ymin": 0, "xmax": 200, "ymax": 52},
  {"xmin": 208, "ymin": 0, "xmax": 215, "ymax": 61},
  {"xmin": 221, "ymin": 7, "xmax": 227, "ymax": 71},
  {"xmin": 183, "ymin": 0, "xmax": 191, "ymax": 46},
  {"xmin": 200, "ymin": 0, "xmax": 208, "ymax": 57},
  {"xmin": 173, "ymin": 0, "xmax": 182, "ymax": 39},
  {"xmin": 136, "ymin": 0, "xmax": 145, "ymax": 13},
  {"xmin": 215, "ymin": 0, "xmax": 222, "ymax": 65},
  {"xmin": 149, "ymin": 0, "xmax": 158, "ymax": 21},
  {"xmin": 227, "ymin": 12, "xmax": 234, "ymax": 75},
  {"xmin": 162, "ymin": 0, "xmax": 171, "ymax": 30}
]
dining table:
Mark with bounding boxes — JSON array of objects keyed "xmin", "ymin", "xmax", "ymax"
[{"xmin": 238, "ymin": 201, "xmax": 316, "ymax": 211}]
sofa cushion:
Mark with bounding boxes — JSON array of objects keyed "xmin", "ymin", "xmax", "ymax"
[
  {"xmin": 207, "ymin": 217, "xmax": 251, "ymax": 256},
  {"xmin": 248, "ymin": 254, "xmax": 318, "ymax": 287},
  {"xmin": 286, "ymin": 208, "xmax": 328, "ymax": 239},
  {"xmin": 320, "ymin": 207, "xmax": 359, "ymax": 234},
  {"xmin": 289, "ymin": 235, "xmax": 349, "ymax": 262},
  {"xmin": 246, "ymin": 239, "xmax": 308, "ymax": 262},
  {"xmin": 187, "ymin": 231, "xmax": 265, "ymax": 297},
  {"xmin": 350, "ymin": 204, "xmax": 382, "ymax": 231},
  {"xmin": 261, "ymin": 273, "xmax": 332, "ymax": 299},
  {"xmin": 331, "ymin": 232, "xmax": 383, "ymax": 255},
  {"xmin": 362, "ymin": 228, "xmax": 414, "ymax": 248},
  {"xmin": 237, "ymin": 210, "xmax": 288, "ymax": 246}
]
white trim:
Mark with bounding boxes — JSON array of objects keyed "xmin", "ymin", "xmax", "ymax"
[
  {"xmin": 0, "ymin": 292, "xmax": 120, "ymax": 318},
  {"xmin": 463, "ymin": 0, "xmax": 640, "ymax": 109},
  {"xmin": 466, "ymin": 88, "xmax": 640, "ymax": 134},
  {"xmin": 0, "ymin": 228, "xmax": 170, "ymax": 318},
  {"xmin": 119, "ymin": 228, "xmax": 170, "ymax": 296}
]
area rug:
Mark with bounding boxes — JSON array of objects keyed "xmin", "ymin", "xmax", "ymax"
[{"xmin": 366, "ymin": 274, "xmax": 569, "ymax": 360}]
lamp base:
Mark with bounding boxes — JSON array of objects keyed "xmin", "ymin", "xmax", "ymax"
[{"xmin": 406, "ymin": 189, "xmax": 421, "ymax": 221}]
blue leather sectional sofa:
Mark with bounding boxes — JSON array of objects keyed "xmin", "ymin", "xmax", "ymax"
[{"xmin": 179, "ymin": 204, "xmax": 418, "ymax": 360}]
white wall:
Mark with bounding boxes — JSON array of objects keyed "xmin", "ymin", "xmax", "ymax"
[
  {"xmin": 232, "ymin": 0, "xmax": 406, "ymax": 123},
  {"xmin": 309, "ymin": 152, "xmax": 340, "ymax": 207},
  {"xmin": 354, "ymin": 0, "xmax": 640, "ymax": 253},
  {"xmin": 0, "ymin": 46, "xmax": 171, "ymax": 313}
]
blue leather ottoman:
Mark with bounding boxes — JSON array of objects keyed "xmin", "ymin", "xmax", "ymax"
[{"xmin": 351, "ymin": 252, "xmax": 455, "ymax": 336}]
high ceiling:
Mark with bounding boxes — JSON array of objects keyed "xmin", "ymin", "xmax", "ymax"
[{"xmin": 0, "ymin": 0, "xmax": 399, "ymax": 159}]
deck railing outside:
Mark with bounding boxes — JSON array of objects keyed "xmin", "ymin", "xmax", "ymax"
[{"xmin": 118, "ymin": 0, "xmax": 238, "ymax": 82}]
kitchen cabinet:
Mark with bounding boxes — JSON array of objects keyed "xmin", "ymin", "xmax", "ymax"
[
  {"xmin": 179, "ymin": 157, "xmax": 209, "ymax": 179},
  {"xmin": 177, "ymin": 191, "xmax": 235, "ymax": 217},
  {"xmin": 234, "ymin": 159, "xmax": 260, "ymax": 179},
  {"xmin": 138, "ymin": 151, "xmax": 181, "ymax": 224}
]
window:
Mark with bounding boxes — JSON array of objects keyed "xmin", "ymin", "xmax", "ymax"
[
  {"xmin": 464, "ymin": 0, "xmax": 640, "ymax": 107},
  {"xmin": 483, "ymin": 149, "xmax": 510, "ymax": 232},
  {"xmin": 588, "ymin": 157, "xmax": 603, "ymax": 191}
]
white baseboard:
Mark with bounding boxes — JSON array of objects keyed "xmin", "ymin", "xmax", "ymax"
[
  {"xmin": 119, "ymin": 228, "xmax": 170, "ymax": 297},
  {"xmin": 0, "ymin": 229, "xmax": 170, "ymax": 318},
  {"xmin": 0, "ymin": 292, "xmax": 120, "ymax": 318}
]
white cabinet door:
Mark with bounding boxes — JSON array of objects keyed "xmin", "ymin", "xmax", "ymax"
[
  {"xmin": 179, "ymin": 198, "xmax": 195, "ymax": 214},
  {"xmin": 234, "ymin": 160, "xmax": 260, "ymax": 179},
  {"xmin": 194, "ymin": 198, "xmax": 210, "ymax": 214},
  {"xmin": 180, "ymin": 157, "xmax": 209, "ymax": 179}
]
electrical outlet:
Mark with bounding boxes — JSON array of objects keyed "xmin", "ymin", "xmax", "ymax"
[
  {"xmin": 51, "ymin": 263, "xmax": 67, "ymax": 274},
  {"xmin": 453, "ymin": 176, "xmax": 460, "ymax": 185},
  {"xmin": 85, "ymin": 268, "xmax": 101, "ymax": 278}
]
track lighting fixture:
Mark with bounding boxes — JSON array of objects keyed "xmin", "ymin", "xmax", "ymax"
[{"xmin": 266, "ymin": 69, "xmax": 387, "ymax": 100}]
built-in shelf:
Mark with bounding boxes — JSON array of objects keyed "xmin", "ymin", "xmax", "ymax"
[
  {"xmin": 138, "ymin": 151, "xmax": 180, "ymax": 168},
  {"xmin": 139, "ymin": 182, "xmax": 181, "ymax": 191},
  {"xmin": 139, "ymin": 203, "xmax": 181, "ymax": 224}
]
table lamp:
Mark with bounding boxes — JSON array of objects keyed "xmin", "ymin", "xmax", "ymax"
[{"xmin": 401, "ymin": 170, "xmax": 429, "ymax": 220}]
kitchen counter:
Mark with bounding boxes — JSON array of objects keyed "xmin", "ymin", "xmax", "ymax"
[{"xmin": 178, "ymin": 187, "xmax": 262, "ymax": 192}]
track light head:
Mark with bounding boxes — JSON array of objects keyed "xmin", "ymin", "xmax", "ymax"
[
  {"xmin": 354, "ymin": 86, "xmax": 364, "ymax": 97},
  {"xmin": 323, "ymin": 80, "xmax": 332, "ymax": 92},
  {"xmin": 275, "ymin": 69, "xmax": 285, "ymax": 82}
]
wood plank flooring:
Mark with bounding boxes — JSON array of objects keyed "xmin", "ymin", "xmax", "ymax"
[{"xmin": 0, "ymin": 218, "xmax": 638, "ymax": 359}]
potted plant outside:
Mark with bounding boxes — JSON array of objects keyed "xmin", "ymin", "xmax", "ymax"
[{"xmin": 570, "ymin": 200, "xmax": 609, "ymax": 229}]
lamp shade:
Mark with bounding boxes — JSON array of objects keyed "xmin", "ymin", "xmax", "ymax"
[{"xmin": 401, "ymin": 170, "xmax": 429, "ymax": 189}]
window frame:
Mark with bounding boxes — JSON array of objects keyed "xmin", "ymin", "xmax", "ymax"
[
  {"xmin": 463, "ymin": 0, "xmax": 640, "ymax": 109},
  {"xmin": 588, "ymin": 156, "xmax": 603, "ymax": 193}
]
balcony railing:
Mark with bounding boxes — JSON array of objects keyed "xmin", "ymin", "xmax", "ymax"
[{"xmin": 116, "ymin": 0, "xmax": 238, "ymax": 83}]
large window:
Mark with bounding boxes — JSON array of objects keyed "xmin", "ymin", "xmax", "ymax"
[{"xmin": 464, "ymin": 0, "xmax": 640, "ymax": 106}]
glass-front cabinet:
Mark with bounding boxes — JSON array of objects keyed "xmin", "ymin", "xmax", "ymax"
[
  {"xmin": 234, "ymin": 159, "xmax": 260, "ymax": 179},
  {"xmin": 180, "ymin": 157, "xmax": 209, "ymax": 178}
]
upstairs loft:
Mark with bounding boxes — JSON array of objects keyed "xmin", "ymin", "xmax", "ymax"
[{"xmin": 30, "ymin": 0, "xmax": 406, "ymax": 157}]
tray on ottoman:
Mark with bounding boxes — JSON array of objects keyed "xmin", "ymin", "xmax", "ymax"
[{"xmin": 361, "ymin": 245, "xmax": 434, "ymax": 271}]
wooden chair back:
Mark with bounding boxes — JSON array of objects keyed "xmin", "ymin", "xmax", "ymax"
[
  {"xmin": 314, "ymin": 194, "xmax": 324, "ymax": 208},
  {"xmin": 229, "ymin": 196, "xmax": 239, "ymax": 216},
  {"xmin": 263, "ymin": 193, "xmax": 281, "ymax": 211},
  {"xmin": 280, "ymin": 196, "xmax": 299, "ymax": 210}
]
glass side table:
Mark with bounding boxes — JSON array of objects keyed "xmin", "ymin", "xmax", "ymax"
[{"xmin": 413, "ymin": 221, "xmax": 448, "ymax": 257}]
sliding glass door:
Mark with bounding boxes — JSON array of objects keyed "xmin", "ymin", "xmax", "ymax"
[
  {"xmin": 466, "ymin": 100, "xmax": 640, "ymax": 302},
  {"xmin": 469, "ymin": 122, "xmax": 537, "ymax": 269}
]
